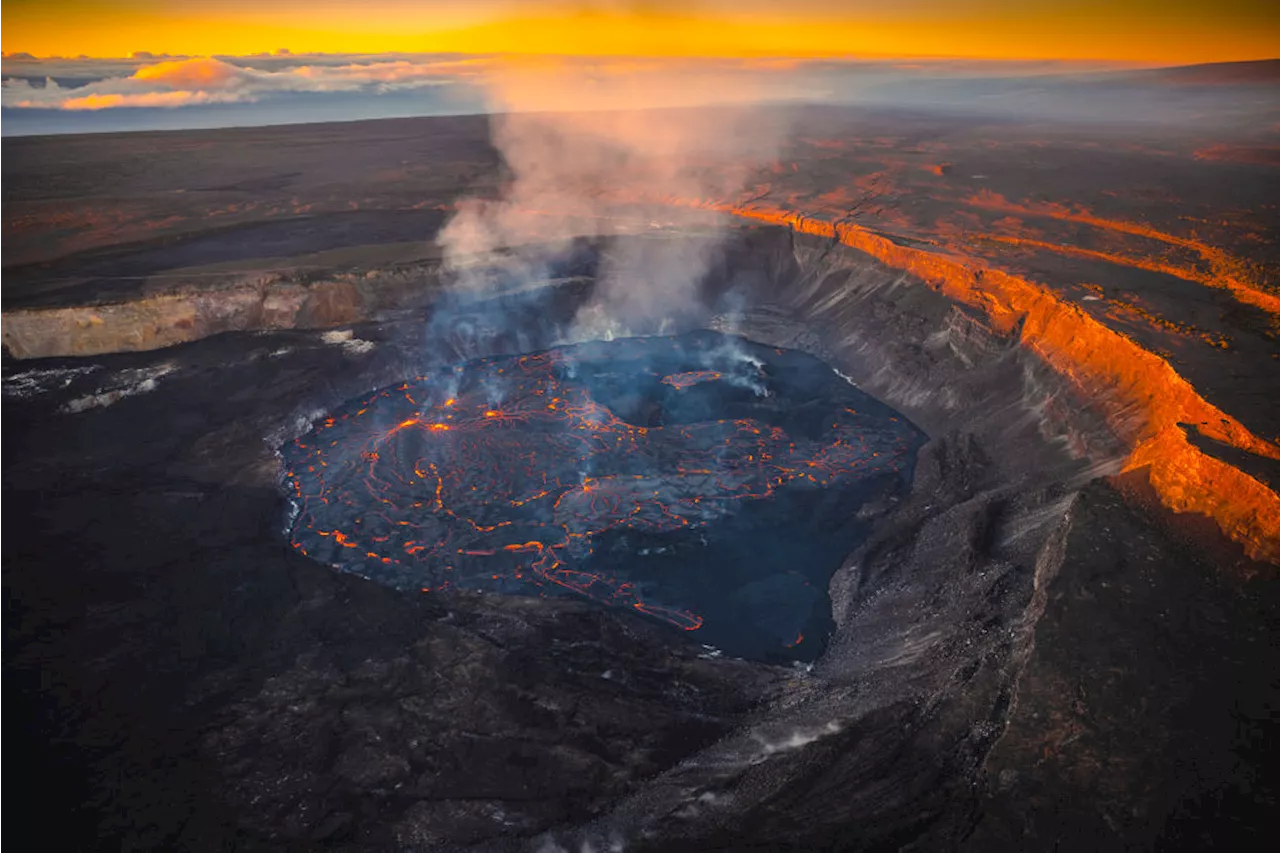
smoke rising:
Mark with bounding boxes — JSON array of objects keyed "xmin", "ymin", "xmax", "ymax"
[{"xmin": 437, "ymin": 57, "xmax": 796, "ymax": 341}]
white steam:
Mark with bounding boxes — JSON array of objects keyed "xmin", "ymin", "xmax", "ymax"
[{"xmin": 437, "ymin": 57, "xmax": 793, "ymax": 341}]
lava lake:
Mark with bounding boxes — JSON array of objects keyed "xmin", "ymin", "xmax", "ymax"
[{"xmin": 283, "ymin": 330, "xmax": 925, "ymax": 662}]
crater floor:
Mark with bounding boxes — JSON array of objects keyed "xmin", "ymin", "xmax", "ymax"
[{"xmin": 284, "ymin": 331, "xmax": 924, "ymax": 662}]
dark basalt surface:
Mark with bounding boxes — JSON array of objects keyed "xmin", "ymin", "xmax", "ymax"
[
  {"xmin": 1, "ymin": 322, "xmax": 790, "ymax": 851},
  {"xmin": 284, "ymin": 331, "xmax": 924, "ymax": 662},
  {"xmin": 2, "ymin": 209, "xmax": 453, "ymax": 311},
  {"xmin": 4, "ymin": 225, "xmax": 1277, "ymax": 852}
]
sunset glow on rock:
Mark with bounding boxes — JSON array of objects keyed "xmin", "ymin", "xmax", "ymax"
[{"xmin": 703, "ymin": 201, "xmax": 1280, "ymax": 563}]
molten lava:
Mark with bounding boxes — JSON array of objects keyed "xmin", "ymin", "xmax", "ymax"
[{"xmin": 284, "ymin": 332, "xmax": 924, "ymax": 660}]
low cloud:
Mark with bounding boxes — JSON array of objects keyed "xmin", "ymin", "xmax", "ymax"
[
  {"xmin": 60, "ymin": 90, "xmax": 237, "ymax": 110},
  {"xmin": 1, "ymin": 51, "xmax": 1126, "ymax": 114},
  {"xmin": 3, "ymin": 52, "xmax": 842, "ymax": 114},
  {"xmin": 132, "ymin": 57, "xmax": 246, "ymax": 90},
  {"xmin": 4, "ymin": 52, "xmax": 1273, "ymax": 135},
  {"xmin": 2, "ymin": 54, "xmax": 489, "ymax": 110}
]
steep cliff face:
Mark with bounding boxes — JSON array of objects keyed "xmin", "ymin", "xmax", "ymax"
[
  {"xmin": 1, "ymin": 272, "xmax": 423, "ymax": 360},
  {"xmin": 713, "ymin": 212, "xmax": 1279, "ymax": 564}
]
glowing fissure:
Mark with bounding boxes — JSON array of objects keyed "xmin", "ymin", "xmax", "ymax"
[
  {"xmin": 692, "ymin": 200, "xmax": 1280, "ymax": 563},
  {"xmin": 283, "ymin": 333, "xmax": 923, "ymax": 657}
]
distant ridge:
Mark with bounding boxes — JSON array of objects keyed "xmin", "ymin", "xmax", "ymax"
[{"xmin": 1131, "ymin": 58, "xmax": 1280, "ymax": 85}]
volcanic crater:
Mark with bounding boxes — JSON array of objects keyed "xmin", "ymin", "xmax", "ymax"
[
  {"xmin": 284, "ymin": 331, "xmax": 924, "ymax": 662},
  {"xmin": 5, "ymin": 113, "xmax": 1277, "ymax": 853}
]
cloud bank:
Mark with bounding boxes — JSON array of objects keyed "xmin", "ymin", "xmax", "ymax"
[
  {"xmin": 3, "ymin": 52, "xmax": 1275, "ymax": 137},
  {"xmin": 3, "ymin": 55, "xmax": 490, "ymax": 110},
  {"xmin": 0, "ymin": 52, "xmax": 1144, "ymax": 114}
]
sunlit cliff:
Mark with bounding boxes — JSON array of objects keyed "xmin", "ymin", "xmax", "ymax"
[{"xmin": 696, "ymin": 200, "xmax": 1280, "ymax": 564}]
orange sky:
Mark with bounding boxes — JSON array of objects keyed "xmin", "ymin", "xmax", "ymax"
[{"xmin": 5, "ymin": 1, "xmax": 1279, "ymax": 64}]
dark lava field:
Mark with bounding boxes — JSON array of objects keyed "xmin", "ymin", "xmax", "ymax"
[{"xmin": 4, "ymin": 102, "xmax": 1279, "ymax": 852}]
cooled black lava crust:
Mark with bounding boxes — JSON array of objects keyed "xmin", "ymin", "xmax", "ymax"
[{"xmin": 283, "ymin": 331, "xmax": 925, "ymax": 661}]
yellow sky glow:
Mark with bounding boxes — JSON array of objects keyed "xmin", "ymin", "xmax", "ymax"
[{"xmin": 4, "ymin": 5, "xmax": 1279, "ymax": 64}]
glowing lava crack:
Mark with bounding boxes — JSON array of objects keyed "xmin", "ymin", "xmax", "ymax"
[{"xmin": 283, "ymin": 331, "xmax": 925, "ymax": 661}]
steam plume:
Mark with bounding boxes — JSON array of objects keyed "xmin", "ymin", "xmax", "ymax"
[{"xmin": 437, "ymin": 57, "xmax": 794, "ymax": 339}]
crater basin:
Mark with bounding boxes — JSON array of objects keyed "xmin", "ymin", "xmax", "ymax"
[{"xmin": 283, "ymin": 330, "xmax": 926, "ymax": 662}]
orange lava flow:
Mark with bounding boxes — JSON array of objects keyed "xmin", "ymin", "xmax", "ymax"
[{"xmin": 696, "ymin": 201, "xmax": 1280, "ymax": 563}]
